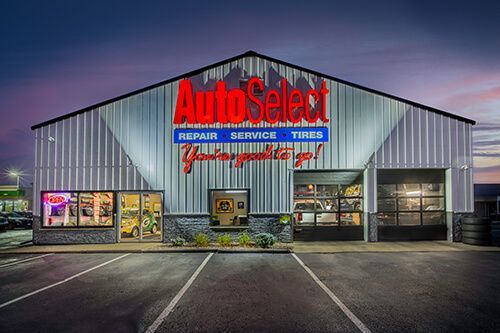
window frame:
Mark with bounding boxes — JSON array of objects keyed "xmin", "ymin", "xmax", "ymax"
[
  {"xmin": 208, "ymin": 188, "xmax": 250, "ymax": 227},
  {"xmin": 41, "ymin": 190, "xmax": 116, "ymax": 229},
  {"xmin": 293, "ymin": 183, "xmax": 363, "ymax": 227},
  {"xmin": 377, "ymin": 183, "xmax": 446, "ymax": 226}
]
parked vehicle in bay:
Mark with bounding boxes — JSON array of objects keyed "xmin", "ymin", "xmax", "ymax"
[
  {"xmin": 293, "ymin": 201, "xmax": 337, "ymax": 225},
  {"xmin": 1, "ymin": 211, "xmax": 33, "ymax": 229},
  {"xmin": 120, "ymin": 209, "xmax": 158, "ymax": 238},
  {"xmin": 0, "ymin": 214, "xmax": 8, "ymax": 232}
]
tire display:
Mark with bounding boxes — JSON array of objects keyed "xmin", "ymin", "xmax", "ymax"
[
  {"xmin": 462, "ymin": 231, "xmax": 490, "ymax": 240},
  {"xmin": 462, "ymin": 217, "xmax": 490, "ymax": 225},
  {"xmin": 461, "ymin": 224, "xmax": 490, "ymax": 232},
  {"xmin": 461, "ymin": 237, "xmax": 491, "ymax": 246},
  {"xmin": 462, "ymin": 217, "xmax": 491, "ymax": 246}
]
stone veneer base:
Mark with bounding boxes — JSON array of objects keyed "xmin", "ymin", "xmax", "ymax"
[
  {"xmin": 32, "ymin": 216, "xmax": 117, "ymax": 244},
  {"xmin": 164, "ymin": 214, "xmax": 292, "ymax": 243}
]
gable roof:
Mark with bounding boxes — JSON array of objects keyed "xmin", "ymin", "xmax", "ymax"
[{"xmin": 31, "ymin": 50, "xmax": 475, "ymax": 130}]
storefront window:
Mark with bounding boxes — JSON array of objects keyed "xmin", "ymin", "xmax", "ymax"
[
  {"xmin": 43, "ymin": 192, "xmax": 78, "ymax": 227},
  {"xmin": 377, "ymin": 180, "xmax": 445, "ymax": 226},
  {"xmin": 210, "ymin": 189, "xmax": 249, "ymax": 227},
  {"xmin": 42, "ymin": 192, "xmax": 114, "ymax": 228},
  {"xmin": 79, "ymin": 192, "xmax": 114, "ymax": 227},
  {"xmin": 293, "ymin": 183, "xmax": 363, "ymax": 227}
]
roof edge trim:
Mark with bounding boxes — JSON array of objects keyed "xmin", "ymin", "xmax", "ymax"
[{"xmin": 31, "ymin": 50, "xmax": 475, "ymax": 130}]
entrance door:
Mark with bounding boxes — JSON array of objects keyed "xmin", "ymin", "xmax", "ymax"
[{"xmin": 119, "ymin": 192, "xmax": 162, "ymax": 242}]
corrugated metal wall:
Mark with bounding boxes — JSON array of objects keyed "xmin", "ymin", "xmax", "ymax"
[{"xmin": 33, "ymin": 55, "xmax": 474, "ymax": 215}]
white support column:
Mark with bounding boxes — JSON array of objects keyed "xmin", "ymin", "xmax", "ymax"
[{"xmin": 363, "ymin": 167, "xmax": 377, "ymax": 242}]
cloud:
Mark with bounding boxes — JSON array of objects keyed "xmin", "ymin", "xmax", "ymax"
[
  {"xmin": 474, "ymin": 152, "xmax": 500, "ymax": 158},
  {"xmin": 474, "ymin": 123, "xmax": 500, "ymax": 131},
  {"xmin": 474, "ymin": 164, "xmax": 500, "ymax": 184}
]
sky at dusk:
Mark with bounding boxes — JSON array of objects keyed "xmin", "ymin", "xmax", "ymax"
[{"xmin": 1, "ymin": 0, "xmax": 499, "ymax": 186}]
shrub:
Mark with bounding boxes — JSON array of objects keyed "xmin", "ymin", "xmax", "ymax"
[
  {"xmin": 279, "ymin": 215, "xmax": 291, "ymax": 225},
  {"xmin": 255, "ymin": 233, "xmax": 276, "ymax": 248},
  {"xmin": 216, "ymin": 233, "xmax": 232, "ymax": 247},
  {"xmin": 170, "ymin": 236, "xmax": 186, "ymax": 247},
  {"xmin": 193, "ymin": 233, "xmax": 210, "ymax": 247},
  {"xmin": 238, "ymin": 233, "xmax": 252, "ymax": 247}
]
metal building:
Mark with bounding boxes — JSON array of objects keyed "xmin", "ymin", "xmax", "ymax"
[{"xmin": 31, "ymin": 51, "xmax": 475, "ymax": 244}]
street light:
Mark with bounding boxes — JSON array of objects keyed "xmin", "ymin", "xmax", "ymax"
[{"xmin": 8, "ymin": 171, "xmax": 20, "ymax": 189}]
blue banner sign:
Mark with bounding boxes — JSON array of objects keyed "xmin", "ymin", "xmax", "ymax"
[{"xmin": 174, "ymin": 127, "xmax": 329, "ymax": 144}]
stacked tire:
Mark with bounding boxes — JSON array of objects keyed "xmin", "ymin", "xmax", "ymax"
[
  {"xmin": 492, "ymin": 221, "xmax": 500, "ymax": 246},
  {"xmin": 461, "ymin": 217, "xmax": 491, "ymax": 246}
]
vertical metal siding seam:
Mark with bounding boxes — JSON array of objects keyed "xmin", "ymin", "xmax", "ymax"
[
  {"xmin": 90, "ymin": 110, "xmax": 94, "ymax": 189},
  {"xmin": 418, "ymin": 108, "xmax": 422, "ymax": 168},
  {"xmin": 46, "ymin": 125, "xmax": 50, "ymax": 190},
  {"xmin": 439, "ymin": 116, "xmax": 446, "ymax": 168},
  {"xmin": 403, "ymin": 102, "xmax": 407, "ymax": 167},
  {"xmin": 336, "ymin": 83, "xmax": 340, "ymax": 168},
  {"xmin": 388, "ymin": 98, "xmax": 392, "ymax": 167},
  {"xmin": 410, "ymin": 106, "xmax": 414, "ymax": 166},
  {"xmin": 53, "ymin": 123, "xmax": 57, "ymax": 189},
  {"xmin": 104, "ymin": 106, "xmax": 108, "ymax": 189},
  {"xmin": 40, "ymin": 127, "xmax": 44, "ymax": 191},
  {"xmin": 34, "ymin": 129, "xmax": 38, "ymax": 213},
  {"xmin": 433, "ymin": 113, "xmax": 437, "ymax": 167},
  {"xmin": 60, "ymin": 121, "xmax": 64, "ymax": 189},
  {"xmin": 83, "ymin": 112, "xmax": 87, "ymax": 190},
  {"xmin": 469, "ymin": 124, "xmax": 474, "ymax": 211}
]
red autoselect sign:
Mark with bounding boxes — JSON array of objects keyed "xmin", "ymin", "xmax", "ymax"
[{"xmin": 174, "ymin": 77, "xmax": 329, "ymax": 125}]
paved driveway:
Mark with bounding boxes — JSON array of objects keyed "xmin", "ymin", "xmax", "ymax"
[{"xmin": 0, "ymin": 252, "xmax": 499, "ymax": 332}]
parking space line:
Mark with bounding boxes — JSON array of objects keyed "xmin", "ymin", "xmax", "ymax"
[
  {"xmin": 146, "ymin": 252, "xmax": 214, "ymax": 333},
  {"xmin": 0, "ymin": 253, "xmax": 54, "ymax": 268},
  {"xmin": 0, "ymin": 253, "xmax": 131, "ymax": 309},
  {"xmin": 291, "ymin": 253, "xmax": 372, "ymax": 333}
]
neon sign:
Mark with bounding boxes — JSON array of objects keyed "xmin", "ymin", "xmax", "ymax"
[
  {"xmin": 174, "ymin": 78, "xmax": 329, "ymax": 125},
  {"xmin": 47, "ymin": 194, "xmax": 69, "ymax": 206}
]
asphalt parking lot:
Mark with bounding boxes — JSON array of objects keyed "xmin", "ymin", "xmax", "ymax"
[
  {"xmin": 0, "ymin": 230, "xmax": 32, "ymax": 250},
  {"xmin": 1, "ymin": 252, "xmax": 500, "ymax": 333}
]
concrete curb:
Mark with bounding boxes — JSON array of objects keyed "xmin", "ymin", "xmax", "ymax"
[
  {"xmin": 218, "ymin": 248, "xmax": 291, "ymax": 253},
  {"xmin": 0, "ymin": 247, "xmax": 292, "ymax": 255}
]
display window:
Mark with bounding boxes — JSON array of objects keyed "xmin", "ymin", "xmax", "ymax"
[
  {"xmin": 79, "ymin": 192, "xmax": 114, "ymax": 227},
  {"xmin": 42, "ymin": 191, "xmax": 114, "ymax": 228},
  {"xmin": 42, "ymin": 192, "xmax": 78, "ymax": 227},
  {"xmin": 210, "ymin": 189, "xmax": 249, "ymax": 227},
  {"xmin": 293, "ymin": 183, "xmax": 363, "ymax": 227}
]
